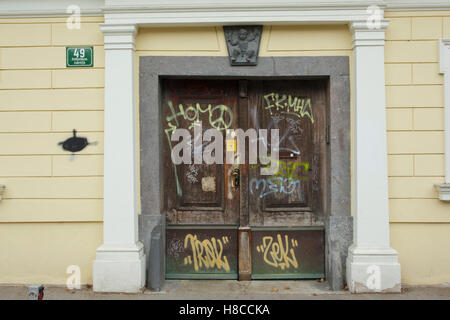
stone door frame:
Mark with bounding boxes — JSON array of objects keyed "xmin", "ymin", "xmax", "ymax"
[{"xmin": 138, "ymin": 56, "xmax": 351, "ymax": 290}]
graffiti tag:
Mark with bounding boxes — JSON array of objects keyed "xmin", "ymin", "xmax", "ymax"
[
  {"xmin": 250, "ymin": 177, "xmax": 302, "ymax": 199},
  {"xmin": 264, "ymin": 93, "xmax": 314, "ymax": 123},
  {"xmin": 256, "ymin": 234, "xmax": 299, "ymax": 270},
  {"xmin": 183, "ymin": 234, "xmax": 231, "ymax": 272}
]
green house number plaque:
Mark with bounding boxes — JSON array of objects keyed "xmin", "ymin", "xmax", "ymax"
[{"xmin": 66, "ymin": 47, "xmax": 93, "ymax": 67}]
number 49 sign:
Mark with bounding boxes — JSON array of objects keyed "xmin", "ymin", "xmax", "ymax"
[{"xmin": 66, "ymin": 47, "xmax": 93, "ymax": 67}]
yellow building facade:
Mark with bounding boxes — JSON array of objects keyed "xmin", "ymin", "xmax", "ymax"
[{"xmin": 0, "ymin": 0, "xmax": 449, "ymax": 292}]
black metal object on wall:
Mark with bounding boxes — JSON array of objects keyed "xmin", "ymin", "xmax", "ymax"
[{"xmin": 58, "ymin": 129, "xmax": 92, "ymax": 153}]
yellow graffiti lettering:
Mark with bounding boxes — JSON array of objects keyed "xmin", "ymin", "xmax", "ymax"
[
  {"xmin": 256, "ymin": 234, "xmax": 299, "ymax": 270},
  {"xmin": 183, "ymin": 234, "xmax": 231, "ymax": 272},
  {"xmin": 251, "ymin": 155, "xmax": 309, "ymax": 180},
  {"xmin": 264, "ymin": 93, "xmax": 314, "ymax": 123},
  {"xmin": 166, "ymin": 101, "xmax": 233, "ymax": 132}
]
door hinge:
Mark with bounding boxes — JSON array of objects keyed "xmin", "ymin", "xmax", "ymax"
[{"xmin": 326, "ymin": 125, "xmax": 330, "ymax": 145}]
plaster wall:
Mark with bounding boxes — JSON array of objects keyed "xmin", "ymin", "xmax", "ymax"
[{"xmin": 1, "ymin": 17, "xmax": 449, "ymax": 285}]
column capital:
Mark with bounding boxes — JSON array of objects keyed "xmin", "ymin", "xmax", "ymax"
[
  {"xmin": 440, "ymin": 38, "xmax": 450, "ymax": 73},
  {"xmin": 349, "ymin": 20, "xmax": 389, "ymax": 47},
  {"xmin": 100, "ymin": 23, "xmax": 138, "ymax": 50}
]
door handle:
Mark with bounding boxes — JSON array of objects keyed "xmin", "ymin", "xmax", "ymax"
[{"xmin": 232, "ymin": 168, "xmax": 240, "ymax": 188}]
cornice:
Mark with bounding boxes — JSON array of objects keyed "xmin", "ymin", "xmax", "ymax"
[{"xmin": 1, "ymin": 1, "xmax": 450, "ymax": 20}]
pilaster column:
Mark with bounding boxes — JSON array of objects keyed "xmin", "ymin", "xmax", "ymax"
[
  {"xmin": 435, "ymin": 39, "xmax": 450, "ymax": 200},
  {"xmin": 346, "ymin": 21, "xmax": 401, "ymax": 293},
  {"xmin": 93, "ymin": 24, "xmax": 146, "ymax": 293}
]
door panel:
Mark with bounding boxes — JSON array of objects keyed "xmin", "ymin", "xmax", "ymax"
[
  {"xmin": 166, "ymin": 226, "xmax": 238, "ymax": 279},
  {"xmin": 247, "ymin": 80, "xmax": 327, "ymax": 227},
  {"xmin": 251, "ymin": 228, "xmax": 324, "ymax": 279},
  {"xmin": 162, "ymin": 79, "xmax": 239, "ymax": 225}
]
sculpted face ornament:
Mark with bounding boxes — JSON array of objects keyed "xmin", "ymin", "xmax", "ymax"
[
  {"xmin": 224, "ymin": 25, "xmax": 263, "ymax": 66},
  {"xmin": 238, "ymin": 29, "xmax": 248, "ymax": 40}
]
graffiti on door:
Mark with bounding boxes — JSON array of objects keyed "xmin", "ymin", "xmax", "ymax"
[
  {"xmin": 166, "ymin": 227, "xmax": 238, "ymax": 278},
  {"xmin": 249, "ymin": 177, "xmax": 303, "ymax": 200},
  {"xmin": 183, "ymin": 234, "xmax": 231, "ymax": 272},
  {"xmin": 255, "ymin": 234, "xmax": 299, "ymax": 270},
  {"xmin": 164, "ymin": 100, "xmax": 234, "ymax": 196},
  {"xmin": 251, "ymin": 157, "xmax": 309, "ymax": 180},
  {"xmin": 263, "ymin": 93, "xmax": 314, "ymax": 124},
  {"xmin": 251, "ymin": 106, "xmax": 312, "ymax": 157}
]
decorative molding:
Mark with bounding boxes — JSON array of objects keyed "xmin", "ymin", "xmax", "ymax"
[
  {"xmin": 385, "ymin": 0, "xmax": 450, "ymax": 11},
  {"xmin": 435, "ymin": 184, "xmax": 450, "ymax": 201},
  {"xmin": 100, "ymin": 23, "xmax": 138, "ymax": 50},
  {"xmin": 103, "ymin": 8, "xmax": 376, "ymax": 26},
  {"xmin": 0, "ymin": 0, "xmax": 104, "ymax": 18},
  {"xmin": 436, "ymin": 39, "xmax": 450, "ymax": 201},
  {"xmin": 101, "ymin": 1, "xmax": 387, "ymax": 26},
  {"xmin": 224, "ymin": 25, "xmax": 262, "ymax": 66},
  {"xmin": 350, "ymin": 20, "xmax": 389, "ymax": 48},
  {"xmin": 1, "ymin": 1, "xmax": 450, "ymax": 19},
  {"xmin": 103, "ymin": 0, "xmax": 384, "ymax": 13}
]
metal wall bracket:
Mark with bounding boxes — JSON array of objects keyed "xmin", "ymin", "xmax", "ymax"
[
  {"xmin": 224, "ymin": 25, "xmax": 262, "ymax": 66},
  {"xmin": 58, "ymin": 129, "xmax": 95, "ymax": 153}
]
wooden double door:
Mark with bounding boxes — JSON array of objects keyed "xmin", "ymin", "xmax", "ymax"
[{"xmin": 163, "ymin": 79, "xmax": 327, "ymax": 280}]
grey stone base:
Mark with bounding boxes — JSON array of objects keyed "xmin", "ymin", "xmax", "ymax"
[
  {"xmin": 325, "ymin": 216, "xmax": 353, "ymax": 290},
  {"xmin": 140, "ymin": 214, "xmax": 165, "ymax": 291}
]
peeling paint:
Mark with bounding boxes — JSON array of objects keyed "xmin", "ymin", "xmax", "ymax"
[{"xmin": 201, "ymin": 176, "xmax": 216, "ymax": 192}]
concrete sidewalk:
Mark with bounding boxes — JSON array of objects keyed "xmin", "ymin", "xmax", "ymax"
[{"xmin": 1, "ymin": 280, "xmax": 449, "ymax": 300}]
